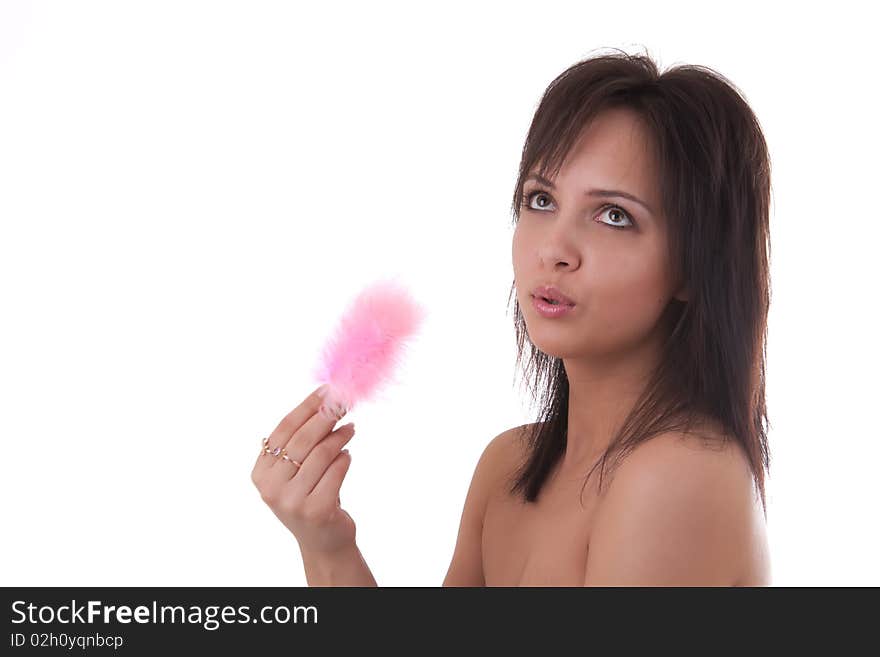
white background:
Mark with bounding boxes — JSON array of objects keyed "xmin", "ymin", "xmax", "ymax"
[{"xmin": 1, "ymin": 0, "xmax": 877, "ymax": 587}]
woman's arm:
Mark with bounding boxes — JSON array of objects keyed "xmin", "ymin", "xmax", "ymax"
[
  {"xmin": 442, "ymin": 429, "xmax": 514, "ymax": 586},
  {"xmin": 300, "ymin": 542, "xmax": 378, "ymax": 587}
]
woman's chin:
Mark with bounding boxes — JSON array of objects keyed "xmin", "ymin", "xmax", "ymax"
[{"xmin": 527, "ymin": 333, "xmax": 578, "ymax": 359}]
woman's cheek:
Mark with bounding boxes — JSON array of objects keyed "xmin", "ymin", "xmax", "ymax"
[{"xmin": 588, "ymin": 261, "xmax": 669, "ymax": 347}]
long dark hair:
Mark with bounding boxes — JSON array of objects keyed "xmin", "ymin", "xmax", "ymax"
[{"xmin": 506, "ymin": 47, "xmax": 773, "ymax": 518}]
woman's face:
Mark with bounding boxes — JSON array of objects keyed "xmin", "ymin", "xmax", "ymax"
[{"xmin": 512, "ymin": 108, "xmax": 684, "ymax": 361}]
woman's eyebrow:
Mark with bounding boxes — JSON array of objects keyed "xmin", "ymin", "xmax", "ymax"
[{"xmin": 524, "ymin": 173, "xmax": 654, "ymax": 216}]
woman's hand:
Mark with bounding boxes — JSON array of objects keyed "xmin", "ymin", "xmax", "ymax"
[{"xmin": 251, "ymin": 385, "xmax": 357, "ymax": 556}]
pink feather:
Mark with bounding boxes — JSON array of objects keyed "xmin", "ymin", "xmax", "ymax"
[{"xmin": 311, "ymin": 278, "xmax": 426, "ymax": 420}]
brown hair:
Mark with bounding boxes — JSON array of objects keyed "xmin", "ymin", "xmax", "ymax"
[{"xmin": 506, "ymin": 47, "xmax": 773, "ymax": 518}]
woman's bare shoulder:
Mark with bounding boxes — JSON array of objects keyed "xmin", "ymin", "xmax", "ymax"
[
  {"xmin": 583, "ymin": 423, "xmax": 761, "ymax": 585},
  {"xmin": 603, "ymin": 421, "xmax": 759, "ymax": 528},
  {"xmin": 460, "ymin": 424, "xmax": 529, "ymax": 495},
  {"xmin": 490, "ymin": 423, "xmax": 535, "ymax": 467}
]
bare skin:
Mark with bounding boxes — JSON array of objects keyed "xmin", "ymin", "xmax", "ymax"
[
  {"xmin": 478, "ymin": 424, "xmax": 771, "ymax": 586},
  {"xmin": 445, "ymin": 107, "xmax": 771, "ymax": 586},
  {"xmin": 259, "ymin": 107, "xmax": 772, "ymax": 586},
  {"xmin": 512, "ymin": 107, "xmax": 687, "ymax": 468},
  {"xmin": 251, "ymin": 385, "xmax": 356, "ymax": 552}
]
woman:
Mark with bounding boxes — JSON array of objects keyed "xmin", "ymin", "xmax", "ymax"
[{"xmin": 251, "ymin": 48, "xmax": 773, "ymax": 586}]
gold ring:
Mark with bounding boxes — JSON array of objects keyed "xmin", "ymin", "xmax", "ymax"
[{"xmin": 281, "ymin": 453, "xmax": 302, "ymax": 468}]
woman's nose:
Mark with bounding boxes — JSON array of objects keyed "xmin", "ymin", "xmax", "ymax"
[{"xmin": 538, "ymin": 228, "xmax": 580, "ymax": 270}]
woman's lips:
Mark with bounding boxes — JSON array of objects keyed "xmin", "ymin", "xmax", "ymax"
[{"xmin": 531, "ymin": 294, "xmax": 575, "ymax": 318}]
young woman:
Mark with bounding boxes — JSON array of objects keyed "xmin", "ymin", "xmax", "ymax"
[{"xmin": 251, "ymin": 49, "xmax": 773, "ymax": 587}]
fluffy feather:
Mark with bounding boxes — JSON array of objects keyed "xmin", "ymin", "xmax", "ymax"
[{"xmin": 311, "ymin": 278, "xmax": 426, "ymax": 420}]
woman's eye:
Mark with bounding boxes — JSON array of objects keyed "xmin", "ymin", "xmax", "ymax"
[
  {"xmin": 522, "ymin": 190, "xmax": 554, "ymax": 211},
  {"xmin": 521, "ymin": 189, "xmax": 634, "ymax": 230},
  {"xmin": 598, "ymin": 205, "xmax": 633, "ymax": 230}
]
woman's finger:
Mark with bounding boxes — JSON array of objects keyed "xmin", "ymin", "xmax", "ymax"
[
  {"xmin": 269, "ymin": 404, "xmax": 350, "ymax": 482},
  {"xmin": 276, "ymin": 383, "xmax": 327, "ymax": 435},
  {"xmin": 252, "ymin": 384, "xmax": 325, "ymax": 473},
  {"xmin": 287, "ymin": 424, "xmax": 356, "ymax": 495},
  {"xmin": 257, "ymin": 384, "xmax": 347, "ymax": 480},
  {"xmin": 310, "ymin": 449, "xmax": 353, "ymax": 507}
]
